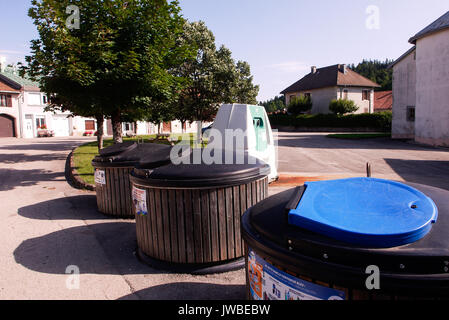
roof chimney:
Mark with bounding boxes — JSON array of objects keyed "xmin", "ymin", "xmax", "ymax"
[
  {"xmin": 311, "ymin": 66, "xmax": 317, "ymax": 74},
  {"xmin": 339, "ymin": 64, "xmax": 347, "ymax": 74}
]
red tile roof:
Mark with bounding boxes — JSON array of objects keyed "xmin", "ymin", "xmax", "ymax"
[
  {"xmin": 374, "ymin": 91, "xmax": 392, "ymax": 112},
  {"xmin": 0, "ymin": 77, "xmax": 20, "ymax": 93}
]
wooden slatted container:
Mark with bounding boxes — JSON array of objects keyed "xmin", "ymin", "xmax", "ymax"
[
  {"xmin": 130, "ymin": 150, "xmax": 270, "ymax": 272},
  {"xmin": 242, "ymin": 183, "xmax": 449, "ymax": 300},
  {"xmin": 92, "ymin": 142, "xmax": 172, "ymax": 219}
]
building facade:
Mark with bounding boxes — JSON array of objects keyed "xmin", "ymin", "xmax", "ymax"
[
  {"xmin": 391, "ymin": 11, "xmax": 449, "ymax": 146},
  {"xmin": 0, "ymin": 65, "xmax": 210, "ymax": 139},
  {"xmin": 0, "ymin": 65, "xmax": 106, "ymax": 138},
  {"xmin": 281, "ymin": 64, "xmax": 379, "ymax": 114}
]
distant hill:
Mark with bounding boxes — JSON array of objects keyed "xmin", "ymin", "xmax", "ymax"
[{"xmin": 349, "ymin": 59, "xmax": 393, "ymax": 91}]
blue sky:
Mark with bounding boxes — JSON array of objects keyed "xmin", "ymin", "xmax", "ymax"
[{"xmin": 1, "ymin": 0, "xmax": 449, "ymax": 101}]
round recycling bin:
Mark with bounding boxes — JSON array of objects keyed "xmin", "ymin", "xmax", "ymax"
[
  {"xmin": 92, "ymin": 142, "xmax": 172, "ymax": 219},
  {"xmin": 242, "ymin": 178, "xmax": 449, "ymax": 300},
  {"xmin": 129, "ymin": 149, "xmax": 270, "ymax": 274}
]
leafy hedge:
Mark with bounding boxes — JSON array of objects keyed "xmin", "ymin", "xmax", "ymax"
[{"xmin": 269, "ymin": 111, "xmax": 392, "ymax": 131}]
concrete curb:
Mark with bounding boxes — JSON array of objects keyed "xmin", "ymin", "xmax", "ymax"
[{"xmin": 65, "ymin": 147, "xmax": 96, "ymax": 191}]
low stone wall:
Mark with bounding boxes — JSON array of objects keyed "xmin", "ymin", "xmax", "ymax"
[{"xmin": 65, "ymin": 148, "xmax": 96, "ymax": 191}]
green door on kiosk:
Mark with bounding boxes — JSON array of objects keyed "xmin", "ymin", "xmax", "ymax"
[{"xmin": 249, "ymin": 105, "xmax": 268, "ymax": 152}]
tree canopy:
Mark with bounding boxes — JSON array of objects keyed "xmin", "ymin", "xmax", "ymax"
[
  {"xmin": 260, "ymin": 95, "xmax": 286, "ymax": 113},
  {"xmin": 21, "ymin": 0, "xmax": 195, "ymax": 143},
  {"xmin": 171, "ymin": 21, "xmax": 259, "ymax": 124},
  {"xmin": 349, "ymin": 59, "xmax": 393, "ymax": 91},
  {"xmin": 288, "ymin": 95, "xmax": 312, "ymax": 115}
]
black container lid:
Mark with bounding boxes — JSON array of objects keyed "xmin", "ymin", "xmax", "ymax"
[
  {"xmin": 131, "ymin": 149, "xmax": 270, "ymax": 188},
  {"xmin": 92, "ymin": 142, "xmax": 172, "ymax": 168},
  {"xmin": 241, "ymin": 182, "xmax": 449, "ymax": 294},
  {"xmin": 99, "ymin": 141, "xmax": 137, "ymax": 157}
]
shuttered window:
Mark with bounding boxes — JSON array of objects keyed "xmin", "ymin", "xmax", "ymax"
[
  {"xmin": 85, "ymin": 120, "xmax": 95, "ymax": 130},
  {"xmin": 362, "ymin": 90, "xmax": 370, "ymax": 101},
  {"xmin": 0, "ymin": 94, "xmax": 12, "ymax": 107}
]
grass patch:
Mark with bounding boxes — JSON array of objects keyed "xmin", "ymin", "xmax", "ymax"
[
  {"xmin": 326, "ymin": 133, "xmax": 391, "ymax": 140},
  {"xmin": 72, "ymin": 134, "xmax": 206, "ymax": 186}
]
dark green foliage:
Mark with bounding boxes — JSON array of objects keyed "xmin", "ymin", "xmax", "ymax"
[
  {"xmin": 329, "ymin": 99, "xmax": 359, "ymax": 115},
  {"xmin": 260, "ymin": 95, "xmax": 286, "ymax": 113},
  {"xmin": 269, "ymin": 111, "xmax": 392, "ymax": 132},
  {"xmin": 21, "ymin": 0, "xmax": 195, "ymax": 143},
  {"xmin": 348, "ymin": 59, "xmax": 393, "ymax": 91},
  {"xmin": 171, "ymin": 21, "xmax": 259, "ymax": 124},
  {"xmin": 288, "ymin": 95, "xmax": 312, "ymax": 115}
]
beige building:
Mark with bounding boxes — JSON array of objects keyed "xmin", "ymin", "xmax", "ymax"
[
  {"xmin": 391, "ymin": 11, "xmax": 449, "ymax": 147},
  {"xmin": 281, "ymin": 64, "xmax": 380, "ymax": 114}
]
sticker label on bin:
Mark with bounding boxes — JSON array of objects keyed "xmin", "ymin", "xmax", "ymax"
[
  {"xmin": 132, "ymin": 187, "xmax": 148, "ymax": 216},
  {"xmin": 247, "ymin": 248, "xmax": 345, "ymax": 300},
  {"xmin": 94, "ymin": 169, "xmax": 106, "ymax": 185}
]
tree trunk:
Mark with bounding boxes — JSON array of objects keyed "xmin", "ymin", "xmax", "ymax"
[
  {"xmin": 196, "ymin": 120, "xmax": 203, "ymax": 146},
  {"xmin": 181, "ymin": 121, "xmax": 185, "ymax": 134},
  {"xmin": 111, "ymin": 110, "xmax": 123, "ymax": 144},
  {"xmin": 158, "ymin": 123, "xmax": 161, "ymax": 135},
  {"xmin": 95, "ymin": 114, "xmax": 104, "ymax": 151}
]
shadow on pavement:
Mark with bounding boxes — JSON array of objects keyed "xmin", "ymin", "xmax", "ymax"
[
  {"xmin": 0, "ymin": 142, "xmax": 80, "ymax": 152},
  {"xmin": 0, "ymin": 168, "xmax": 65, "ymax": 191},
  {"xmin": 276, "ymin": 134, "xmax": 446, "ymax": 151},
  {"xmin": 13, "ymin": 222, "xmax": 163, "ymax": 276},
  {"xmin": 118, "ymin": 282, "xmax": 246, "ymax": 300},
  {"xmin": 18, "ymin": 195, "xmax": 104, "ymax": 220},
  {"xmin": 0, "ymin": 153, "xmax": 67, "ymax": 164},
  {"xmin": 384, "ymin": 159, "xmax": 449, "ymax": 191}
]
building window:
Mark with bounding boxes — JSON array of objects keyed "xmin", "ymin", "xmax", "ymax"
[
  {"xmin": 43, "ymin": 95, "xmax": 48, "ymax": 104},
  {"xmin": 123, "ymin": 122, "xmax": 134, "ymax": 132},
  {"xmin": 36, "ymin": 116, "xmax": 46, "ymax": 129},
  {"xmin": 0, "ymin": 94, "xmax": 12, "ymax": 107},
  {"xmin": 407, "ymin": 106, "xmax": 415, "ymax": 122},
  {"xmin": 303, "ymin": 93, "xmax": 311, "ymax": 98},
  {"xmin": 343, "ymin": 89, "xmax": 349, "ymax": 100},
  {"xmin": 362, "ymin": 90, "xmax": 370, "ymax": 101},
  {"xmin": 85, "ymin": 120, "xmax": 95, "ymax": 130},
  {"xmin": 289, "ymin": 95, "xmax": 296, "ymax": 103}
]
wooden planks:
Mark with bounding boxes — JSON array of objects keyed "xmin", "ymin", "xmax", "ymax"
[
  {"xmin": 93, "ymin": 166, "xmax": 135, "ymax": 218},
  {"xmin": 134, "ymin": 177, "xmax": 268, "ymax": 265}
]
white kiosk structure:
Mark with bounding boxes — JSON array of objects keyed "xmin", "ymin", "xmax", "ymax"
[{"xmin": 212, "ymin": 104, "xmax": 278, "ymax": 181}]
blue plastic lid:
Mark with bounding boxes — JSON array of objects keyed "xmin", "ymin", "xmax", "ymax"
[{"xmin": 288, "ymin": 178, "xmax": 438, "ymax": 248}]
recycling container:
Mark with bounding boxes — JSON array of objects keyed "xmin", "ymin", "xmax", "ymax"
[
  {"xmin": 242, "ymin": 178, "xmax": 449, "ymax": 300},
  {"xmin": 92, "ymin": 142, "xmax": 172, "ymax": 219},
  {"xmin": 129, "ymin": 149, "xmax": 270, "ymax": 273}
]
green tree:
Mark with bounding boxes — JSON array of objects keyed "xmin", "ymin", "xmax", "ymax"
[
  {"xmin": 21, "ymin": 0, "xmax": 194, "ymax": 145},
  {"xmin": 288, "ymin": 95, "xmax": 312, "ymax": 115},
  {"xmin": 349, "ymin": 59, "xmax": 393, "ymax": 91},
  {"xmin": 329, "ymin": 99, "xmax": 359, "ymax": 115},
  {"xmin": 172, "ymin": 21, "xmax": 259, "ymax": 129},
  {"xmin": 260, "ymin": 95, "xmax": 286, "ymax": 113}
]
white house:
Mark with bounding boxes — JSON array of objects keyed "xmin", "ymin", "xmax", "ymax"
[
  {"xmin": 280, "ymin": 64, "xmax": 380, "ymax": 114},
  {"xmin": 391, "ymin": 11, "xmax": 449, "ymax": 147},
  {"xmin": 0, "ymin": 63, "xmax": 209, "ymax": 138},
  {"xmin": 0, "ymin": 64, "xmax": 105, "ymax": 138}
]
